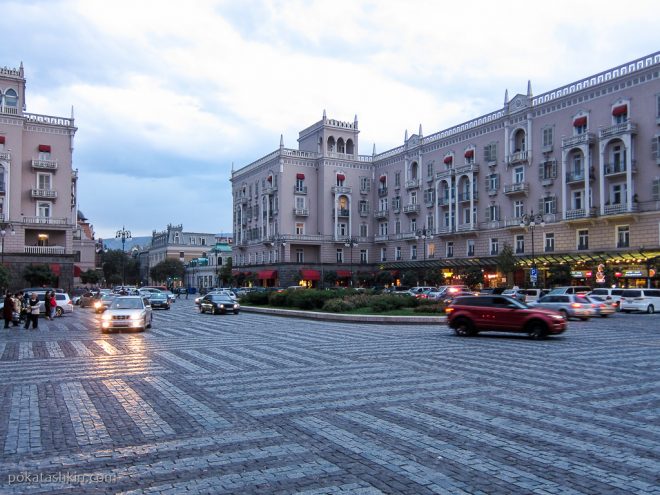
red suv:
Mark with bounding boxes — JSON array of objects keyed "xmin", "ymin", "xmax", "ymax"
[{"xmin": 446, "ymin": 295, "xmax": 567, "ymax": 339}]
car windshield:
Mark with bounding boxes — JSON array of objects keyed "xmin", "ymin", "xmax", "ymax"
[
  {"xmin": 101, "ymin": 295, "xmax": 116, "ymax": 301},
  {"xmin": 111, "ymin": 299, "xmax": 143, "ymax": 310},
  {"xmin": 210, "ymin": 295, "xmax": 233, "ymax": 302}
]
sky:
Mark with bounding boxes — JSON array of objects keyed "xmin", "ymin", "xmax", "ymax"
[{"xmin": 1, "ymin": 0, "xmax": 658, "ymax": 240}]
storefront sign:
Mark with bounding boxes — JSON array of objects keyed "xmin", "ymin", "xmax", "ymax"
[
  {"xmin": 622, "ymin": 270, "xmax": 645, "ymax": 278},
  {"xmin": 571, "ymin": 271, "xmax": 591, "ymax": 278}
]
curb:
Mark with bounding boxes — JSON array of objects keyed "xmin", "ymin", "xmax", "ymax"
[{"xmin": 241, "ymin": 305, "xmax": 447, "ymax": 325}]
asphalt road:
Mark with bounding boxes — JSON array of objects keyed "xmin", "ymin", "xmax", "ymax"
[{"xmin": 0, "ymin": 300, "xmax": 659, "ymax": 494}]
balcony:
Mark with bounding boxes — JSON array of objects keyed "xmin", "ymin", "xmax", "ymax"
[
  {"xmin": 31, "ymin": 188, "xmax": 58, "ymax": 199},
  {"xmin": 333, "ymin": 208, "xmax": 350, "ymax": 217},
  {"xmin": 0, "ymin": 151, "xmax": 10, "ymax": 161},
  {"xmin": 507, "ymin": 150, "xmax": 529, "ymax": 166},
  {"xmin": 21, "ymin": 216, "xmax": 69, "ymax": 226},
  {"xmin": 503, "ymin": 182, "xmax": 529, "ymax": 196},
  {"xmin": 603, "ymin": 203, "xmax": 639, "ymax": 216},
  {"xmin": 437, "ymin": 196, "xmax": 451, "ymax": 206},
  {"xmin": 374, "ymin": 234, "xmax": 389, "ymax": 242},
  {"xmin": 486, "ymin": 187, "xmax": 498, "ymax": 197},
  {"xmin": 604, "ymin": 161, "xmax": 636, "ymax": 176},
  {"xmin": 263, "ymin": 186, "xmax": 277, "ymax": 195},
  {"xmin": 403, "ymin": 204, "xmax": 420, "ymax": 214},
  {"xmin": 360, "ymin": 186, "xmax": 371, "ymax": 195},
  {"xmin": 405, "ymin": 179, "xmax": 420, "ymax": 190},
  {"xmin": 565, "ymin": 208, "xmax": 590, "ymax": 220},
  {"xmin": 359, "ymin": 207, "xmax": 370, "ymax": 217},
  {"xmin": 240, "ymin": 196, "xmax": 248, "ymax": 205},
  {"xmin": 293, "ymin": 208, "xmax": 309, "ymax": 216},
  {"xmin": 374, "ymin": 209, "xmax": 389, "ymax": 219},
  {"xmin": 455, "ymin": 164, "xmax": 480, "ymax": 175},
  {"xmin": 392, "ymin": 204, "xmax": 401, "ymax": 214},
  {"xmin": 456, "ymin": 223, "xmax": 476, "ymax": 232},
  {"xmin": 24, "ymin": 246, "xmax": 66, "ymax": 255},
  {"xmin": 435, "ymin": 226, "xmax": 454, "ymax": 234},
  {"xmin": 504, "ymin": 218, "xmax": 523, "ymax": 227},
  {"xmin": 599, "ymin": 121, "xmax": 637, "ymax": 140},
  {"xmin": 566, "ymin": 169, "xmax": 594, "ymax": 183},
  {"xmin": 561, "ymin": 132, "xmax": 596, "ymax": 149},
  {"xmin": 457, "ymin": 191, "xmax": 478, "ymax": 202},
  {"xmin": 436, "ymin": 169, "xmax": 453, "ymax": 180},
  {"xmin": 294, "ymin": 186, "xmax": 307, "ymax": 194},
  {"xmin": 31, "ymin": 159, "xmax": 58, "ymax": 171},
  {"xmin": 331, "ymin": 185, "xmax": 352, "ymax": 194},
  {"xmin": 377, "ymin": 187, "xmax": 388, "ymax": 197}
]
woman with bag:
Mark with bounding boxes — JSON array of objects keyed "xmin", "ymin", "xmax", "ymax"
[
  {"xmin": 44, "ymin": 291, "xmax": 52, "ymax": 321},
  {"xmin": 49, "ymin": 293, "xmax": 57, "ymax": 319},
  {"xmin": 24, "ymin": 293, "xmax": 40, "ymax": 330},
  {"xmin": 3, "ymin": 292, "xmax": 14, "ymax": 328}
]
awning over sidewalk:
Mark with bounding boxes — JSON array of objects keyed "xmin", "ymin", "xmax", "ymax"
[
  {"xmin": 257, "ymin": 270, "xmax": 278, "ymax": 279},
  {"xmin": 336, "ymin": 270, "xmax": 352, "ymax": 278},
  {"xmin": 299, "ymin": 269, "xmax": 321, "ymax": 281}
]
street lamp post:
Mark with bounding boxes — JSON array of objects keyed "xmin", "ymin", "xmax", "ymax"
[
  {"xmin": 270, "ymin": 234, "xmax": 287, "ymax": 264},
  {"xmin": 0, "ymin": 222, "xmax": 15, "ymax": 265},
  {"xmin": 344, "ymin": 237, "xmax": 359, "ymax": 287},
  {"xmin": 115, "ymin": 226, "xmax": 132, "ymax": 287},
  {"xmin": 519, "ymin": 211, "xmax": 545, "ymax": 288},
  {"xmin": 416, "ymin": 227, "xmax": 434, "ymax": 261}
]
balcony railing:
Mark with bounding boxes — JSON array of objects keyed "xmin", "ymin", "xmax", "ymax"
[
  {"xmin": 436, "ymin": 169, "xmax": 453, "ymax": 180},
  {"xmin": 377, "ymin": 187, "xmax": 388, "ymax": 197},
  {"xmin": 31, "ymin": 159, "xmax": 58, "ymax": 171},
  {"xmin": 405, "ymin": 179, "xmax": 420, "ymax": 189},
  {"xmin": 507, "ymin": 150, "xmax": 528, "ymax": 165},
  {"xmin": 333, "ymin": 208, "xmax": 350, "ymax": 217},
  {"xmin": 503, "ymin": 182, "xmax": 529, "ymax": 195},
  {"xmin": 565, "ymin": 169, "xmax": 594, "ymax": 183},
  {"xmin": 0, "ymin": 151, "xmax": 11, "ymax": 161},
  {"xmin": 437, "ymin": 196, "xmax": 451, "ymax": 206},
  {"xmin": 294, "ymin": 186, "xmax": 307, "ymax": 194},
  {"xmin": 403, "ymin": 204, "xmax": 420, "ymax": 214},
  {"xmin": 263, "ymin": 186, "xmax": 277, "ymax": 195},
  {"xmin": 604, "ymin": 161, "xmax": 636, "ymax": 176},
  {"xmin": 293, "ymin": 208, "xmax": 309, "ymax": 216},
  {"xmin": 331, "ymin": 185, "xmax": 352, "ymax": 194},
  {"xmin": 360, "ymin": 186, "xmax": 371, "ymax": 194},
  {"xmin": 599, "ymin": 121, "xmax": 637, "ymax": 140},
  {"xmin": 603, "ymin": 203, "xmax": 639, "ymax": 216},
  {"xmin": 21, "ymin": 216, "xmax": 69, "ymax": 225},
  {"xmin": 457, "ymin": 191, "xmax": 478, "ymax": 202},
  {"xmin": 0, "ymin": 105, "xmax": 18, "ymax": 115},
  {"xmin": 374, "ymin": 234, "xmax": 389, "ymax": 242},
  {"xmin": 435, "ymin": 226, "xmax": 454, "ymax": 234},
  {"xmin": 31, "ymin": 188, "xmax": 58, "ymax": 199},
  {"xmin": 561, "ymin": 132, "xmax": 596, "ymax": 149},
  {"xmin": 24, "ymin": 246, "xmax": 66, "ymax": 255},
  {"xmin": 456, "ymin": 223, "xmax": 475, "ymax": 232},
  {"xmin": 487, "ymin": 187, "xmax": 498, "ymax": 196},
  {"xmin": 359, "ymin": 207, "xmax": 370, "ymax": 217},
  {"xmin": 374, "ymin": 209, "xmax": 389, "ymax": 219},
  {"xmin": 455, "ymin": 164, "xmax": 480, "ymax": 175},
  {"xmin": 565, "ymin": 208, "xmax": 588, "ymax": 220}
]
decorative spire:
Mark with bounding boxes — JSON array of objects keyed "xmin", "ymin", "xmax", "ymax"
[
  {"xmin": 504, "ymin": 89, "xmax": 509, "ymax": 106},
  {"xmin": 527, "ymin": 80, "xmax": 533, "ymax": 97},
  {"xmin": 372, "ymin": 143, "xmax": 376, "ymax": 156},
  {"xmin": 322, "ymin": 109, "xmax": 327, "ymax": 121},
  {"xmin": 279, "ymin": 134, "xmax": 284, "ymax": 148},
  {"xmin": 354, "ymin": 114, "xmax": 358, "ymax": 129},
  {"xmin": 71, "ymin": 105, "xmax": 74, "ymax": 119},
  {"xmin": 231, "ymin": 161, "xmax": 234, "ymax": 172},
  {"xmin": 404, "ymin": 129, "xmax": 408, "ymax": 142},
  {"xmin": 418, "ymin": 124, "xmax": 423, "ymax": 137}
]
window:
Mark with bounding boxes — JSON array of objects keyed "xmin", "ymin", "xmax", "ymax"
[
  {"xmin": 37, "ymin": 201, "xmax": 51, "ymax": 218},
  {"xmin": 515, "ymin": 234, "xmax": 525, "ymax": 254},
  {"xmin": 486, "ymin": 173, "xmax": 499, "ymax": 192},
  {"xmin": 410, "ymin": 191, "xmax": 417, "ymax": 205},
  {"xmin": 295, "ymin": 222, "xmax": 304, "ymax": 235},
  {"xmin": 395, "ymin": 246, "xmax": 402, "ymax": 260},
  {"xmin": 490, "ymin": 238, "xmax": 499, "ymax": 255},
  {"xmin": 428, "ymin": 243, "xmax": 435, "ymax": 258},
  {"xmin": 4, "ymin": 89, "xmax": 18, "ymax": 108},
  {"xmin": 541, "ymin": 196, "xmax": 556, "ymax": 214},
  {"xmin": 410, "ymin": 219, "xmax": 417, "ymax": 232},
  {"xmin": 514, "ymin": 200, "xmax": 524, "ymax": 219},
  {"xmin": 190, "ymin": 237, "xmax": 196, "ymax": 245},
  {"xmin": 578, "ymin": 229, "xmax": 589, "ymax": 250},
  {"xmin": 392, "ymin": 196, "xmax": 400, "ymax": 210},
  {"xmin": 411, "ymin": 245, "xmax": 417, "ymax": 260},
  {"xmin": 542, "ymin": 127, "xmax": 554, "ymax": 148},
  {"xmin": 463, "ymin": 208, "xmax": 471, "ymax": 224},
  {"xmin": 337, "ymin": 249, "xmax": 344, "ymax": 263},
  {"xmin": 426, "ymin": 214, "xmax": 434, "ymax": 230},
  {"xmin": 379, "ymin": 198, "xmax": 388, "ymax": 211},
  {"xmin": 487, "ymin": 205, "xmax": 500, "ymax": 222},
  {"xmin": 200, "ymin": 238, "xmax": 206, "ymax": 246},
  {"xmin": 657, "ymin": 94, "xmax": 660, "ymax": 120},
  {"xmin": 446, "ymin": 242, "xmax": 454, "ymax": 258},
  {"xmin": 360, "ymin": 249, "xmax": 367, "ymax": 263},
  {"xmin": 179, "ymin": 251, "xmax": 184, "ymax": 259},
  {"xmin": 337, "ymin": 223, "xmax": 347, "ymax": 237},
  {"xmin": 336, "ymin": 174, "xmax": 344, "ymax": 186},
  {"xmin": 394, "ymin": 172, "xmax": 401, "ymax": 187},
  {"xmin": 296, "ymin": 196, "xmax": 306, "ymax": 209},
  {"xmin": 484, "ymin": 143, "xmax": 497, "ymax": 163},
  {"xmin": 613, "ymin": 105, "xmax": 628, "ymax": 124},
  {"xmin": 359, "ymin": 223, "xmax": 368, "ymax": 237},
  {"xmin": 573, "ymin": 190, "xmax": 583, "ymax": 210},
  {"xmin": 514, "ymin": 166, "xmax": 524, "ymax": 184},
  {"xmin": 427, "ymin": 162, "xmax": 433, "ymax": 177},
  {"xmin": 296, "ymin": 249, "xmax": 304, "ymax": 263},
  {"xmin": 467, "ymin": 239, "xmax": 475, "ymax": 257},
  {"xmin": 360, "ymin": 177, "xmax": 370, "ymax": 192},
  {"xmin": 379, "ymin": 222, "xmax": 388, "ymax": 236},
  {"xmin": 611, "ymin": 183, "xmax": 627, "ymax": 205},
  {"xmin": 574, "ymin": 117, "xmax": 587, "ymax": 135},
  {"xmin": 37, "ymin": 173, "xmax": 52, "ymax": 190},
  {"xmin": 380, "ymin": 247, "xmax": 387, "ymax": 262},
  {"xmin": 540, "ymin": 160, "xmax": 557, "ymax": 180},
  {"xmin": 616, "ymin": 225, "xmax": 630, "ymax": 248},
  {"xmin": 395, "ymin": 220, "xmax": 401, "ymax": 234}
]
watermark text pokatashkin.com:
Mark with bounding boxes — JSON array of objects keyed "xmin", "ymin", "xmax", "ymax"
[{"xmin": 8, "ymin": 471, "xmax": 117, "ymax": 485}]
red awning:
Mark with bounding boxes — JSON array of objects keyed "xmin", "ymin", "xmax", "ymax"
[
  {"xmin": 336, "ymin": 270, "xmax": 352, "ymax": 278},
  {"xmin": 296, "ymin": 173, "xmax": 305, "ymax": 180},
  {"xmin": 443, "ymin": 156, "xmax": 453, "ymax": 164},
  {"xmin": 464, "ymin": 149, "xmax": 474, "ymax": 158},
  {"xmin": 379, "ymin": 175, "xmax": 386, "ymax": 182},
  {"xmin": 612, "ymin": 105, "xmax": 627, "ymax": 116},
  {"xmin": 49, "ymin": 263, "xmax": 61, "ymax": 276},
  {"xmin": 73, "ymin": 265, "xmax": 83, "ymax": 277},
  {"xmin": 336, "ymin": 174, "xmax": 345, "ymax": 181},
  {"xmin": 39, "ymin": 144, "xmax": 51, "ymax": 152},
  {"xmin": 300, "ymin": 269, "xmax": 320, "ymax": 281},
  {"xmin": 257, "ymin": 270, "xmax": 278, "ymax": 279},
  {"xmin": 0, "ymin": 136, "xmax": 5, "ymax": 144},
  {"xmin": 573, "ymin": 116, "xmax": 587, "ymax": 127}
]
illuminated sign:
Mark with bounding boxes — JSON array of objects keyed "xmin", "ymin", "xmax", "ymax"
[{"xmin": 622, "ymin": 270, "xmax": 644, "ymax": 278}]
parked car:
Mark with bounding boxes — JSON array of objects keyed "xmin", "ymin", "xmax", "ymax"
[
  {"xmin": 446, "ymin": 295, "xmax": 567, "ymax": 339},
  {"xmin": 100, "ymin": 296, "xmax": 153, "ymax": 332},
  {"xmin": 547, "ymin": 286, "xmax": 591, "ymax": 295},
  {"xmin": 79, "ymin": 291, "xmax": 99, "ymax": 308},
  {"xmin": 586, "ymin": 295, "xmax": 616, "ymax": 317},
  {"xmin": 408, "ymin": 286, "xmax": 438, "ymax": 296},
  {"xmin": 54, "ymin": 293, "xmax": 74, "ymax": 316},
  {"xmin": 148, "ymin": 292, "xmax": 171, "ymax": 310},
  {"xmin": 619, "ymin": 288, "xmax": 660, "ymax": 314},
  {"xmin": 94, "ymin": 294, "xmax": 118, "ymax": 313},
  {"xmin": 199, "ymin": 294, "xmax": 240, "ymax": 315},
  {"xmin": 442, "ymin": 290, "xmax": 475, "ymax": 304},
  {"xmin": 502, "ymin": 288, "xmax": 527, "ymax": 303},
  {"xmin": 194, "ymin": 289, "xmax": 237, "ymax": 306},
  {"xmin": 587, "ymin": 288, "xmax": 623, "ymax": 311},
  {"xmin": 475, "ymin": 288, "xmax": 506, "ymax": 296},
  {"xmin": 529, "ymin": 294, "xmax": 595, "ymax": 320},
  {"xmin": 519, "ymin": 288, "xmax": 550, "ymax": 303}
]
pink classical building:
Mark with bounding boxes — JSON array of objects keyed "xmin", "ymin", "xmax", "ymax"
[
  {"xmin": 0, "ymin": 63, "xmax": 79, "ymax": 289},
  {"xmin": 233, "ymin": 51, "xmax": 660, "ymax": 289}
]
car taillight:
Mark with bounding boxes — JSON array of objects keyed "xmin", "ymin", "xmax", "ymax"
[
  {"xmin": 445, "ymin": 307, "xmax": 454, "ymax": 314},
  {"xmin": 571, "ymin": 303, "xmax": 582, "ymax": 308}
]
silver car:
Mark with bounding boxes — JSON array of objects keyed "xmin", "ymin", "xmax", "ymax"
[
  {"xmin": 100, "ymin": 296, "xmax": 153, "ymax": 332},
  {"xmin": 530, "ymin": 294, "xmax": 595, "ymax": 320}
]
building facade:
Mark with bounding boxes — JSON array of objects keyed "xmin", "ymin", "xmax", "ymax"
[
  {"xmin": 0, "ymin": 63, "xmax": 79, "ymax": 290},
  {"xmin": 231, "ymin": 52, "xmax": 660, "ymax": 289}
]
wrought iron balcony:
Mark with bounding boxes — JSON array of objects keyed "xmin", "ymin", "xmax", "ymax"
[
  {"xmin": 599, "ymin": 121, "xmax": 637, "ymax": 140},
  {"xmin": 331, "ymin": 185, "xmax": 352, "ymax": 194},
  {"xmin": 31, "ymin": 188, "xmax": 58, "ymax": 199},
  {"xmin": 377, "ymin": 187, "xmax": 388, "ymax": 197},
  {"xmin": 405, "ymin": 179, "xmax": 420, "ymax": 189},
  {"xmin": 561, "ymin": 132, "xmax": 596, "ymax": 149},
  {"xmin": 374, "ymin": 209, "xmax": 389, "ymax": 219},
  {"xmin": 293, "ymin": 208, "xmax": 309, "ymax": 216},
  {"xmin": 403, "ymin": 204, "xmax": 420, "ymax": 214},
  {"xmin": 31, "ymin": 159, "xmax": 58, "ymax": 171},
  {"xmin": 503, "ymin": 182, "xmax": 529, "ymax": 195},
  {"xmin": 294, "ymin": 186, "xmax": 308, "ymax": 194},
  {"xmin": 604, "ymin": 161, "xmax": 636, "ymax": 176}
]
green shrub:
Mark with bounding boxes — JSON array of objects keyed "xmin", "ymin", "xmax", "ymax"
[
  {"xmin": 241, "ymin": 291, "xmax": 269, "ymax": 305},
  {"xmin": 413, "ymin": 302, "xmax": 447, "ymax": 314},
  {"xmin": 268, "ymin": 291, "xmax": 289, "ymax": 307},
  {"xmin": 322, "ymin": 298, "xmax": 355, "ymax": 312}
]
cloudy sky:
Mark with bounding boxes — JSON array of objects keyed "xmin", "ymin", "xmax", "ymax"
[{"xmin": 2, "ymin": 0, "xmax": 658, "ymax": 239}]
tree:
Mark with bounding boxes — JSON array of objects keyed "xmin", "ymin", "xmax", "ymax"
[
  {"xmin": 0, "ymin": 265, "xmax": 10, "ymax": 290},
  {"xmin": 424, "ymin": 269, "xmax": 445, "ymax": 286},
  {"xmin": 375, "ymin": 270, "xmax": 394, "ymax": 287},
  {"xmin": 23, "ymin": 264, "xmax": 57, "ymax": 287},
  {"xmin": 80, "ymin": 269, "xmax": 102, "ymax": 285},
  {"xmin": 150, "ymin": 259, "xmax": 185, "ymax": 284},
  {"xmin": 496, "ymin": 243, "xmax": 517, "ymax": 286},
  {"xmin": 401, "ymin": 270, "xmax": 418, "ymax": 287},
  {"xmin": 218, "ymin": 257, "xmax": 233, "ymax": 287},
  {"xmin": 324, "ymin": 271, "xmax": 338, "ymax": 287},
  {"xmin": 461, "ymin": 266, "xmax": 484, "ymax": 288},
  {"xmin": 547, "ymin": 264, "xmax": 571, "ymax": 287}
]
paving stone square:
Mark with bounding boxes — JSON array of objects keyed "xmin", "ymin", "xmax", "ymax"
[{"xmin": 0, "ymin": 300, "xmax": 659, "ymax": 494}]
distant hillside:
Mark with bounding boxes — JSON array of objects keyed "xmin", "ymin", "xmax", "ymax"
[{"xmin": 101, "ymin": 236, "xmax": 152, "ymax": 251}]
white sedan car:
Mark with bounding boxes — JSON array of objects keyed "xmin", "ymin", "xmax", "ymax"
[{"xmin": 101, "ymin": 296, "xmax": 153, "ymax": 333}]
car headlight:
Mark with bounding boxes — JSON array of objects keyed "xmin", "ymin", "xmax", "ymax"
[
  {"xmin": 550, "ymin": 314, "xmax": 565, "ymax": 320},
  {"xmin": 130, "ymin": 314, "xmax": 142, "ymax": 321},
  {"xmin": 101, "ymin": 313, "xmax": 111, "ymax": 321},
  {"xmin": 94, "ymin": 301, "xmax": 102, "ymax": 308},
  {"xmin": 220, "ymin": 304, "xmax": 225, "ymax": 309}
]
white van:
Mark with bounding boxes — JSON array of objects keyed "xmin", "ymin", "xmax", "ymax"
[
  {"xmin": 547, "ymin": 286, "xmax": 591, "ymax": 295},
  {"xmin": 588, "ymin": 288, "xmax": 625, "ymax": 311},
  {"xmin": 619, "ymin": 289, "xmax": 660, "ymax": 314}
]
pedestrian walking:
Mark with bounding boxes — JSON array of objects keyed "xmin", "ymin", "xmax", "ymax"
[
  {"xmin": 11, "ymin": 293, "xmax": 21, "ymax": 326},
  {"xmin": 49, "ymin": 292, "xmax": 57, "ymax": 319},
  {"xmin": 3, "ymin": 292, "xmax": 14, "ymax": 328},
  {"xmin": 44, "ymin": 291, "xmax": 52, "ymax": 320},
  {"xmin": 24, "ymin": 293, "xmax": 40, "ymax": 330}
]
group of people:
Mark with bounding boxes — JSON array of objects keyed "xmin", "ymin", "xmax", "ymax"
[{"xmin": 3, "ymin": 291, "xmax": 57, "ymax": 329}]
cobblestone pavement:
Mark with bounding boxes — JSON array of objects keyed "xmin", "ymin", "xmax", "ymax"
[{"xmin": 0, "ymin": 300, "xmax": 659, "ymax": 494}]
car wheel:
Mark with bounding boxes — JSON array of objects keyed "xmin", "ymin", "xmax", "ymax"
[
  {"xmin": 146, "ymin": 315, "xmax": 152, "ymax": 329},
  {"xmin": 56, "ymin": 307, "xmax": 63, "ymax": 317},
  {"xmin": 528, "ymin": 321, "xmax": 548, "ymax": 340},
  {"xmin": 647, "ymin": 305, "xmax": 655, "ymax": 315},
  {"xmin": 453, "ymin": 318, "xmax": 475, "ymax": 337},
  {"xmin": 559, "ymin": 309, "xmax": 570, "ymax": 320}
]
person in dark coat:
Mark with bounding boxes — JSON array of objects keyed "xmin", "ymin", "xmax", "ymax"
[
  {"xmin": 44, "ymin": 291, "xmax": 52, "ymax": 321},
  {"xmin": 3, "ymin": 292, "xmax": 14, "ymax": 328},
  {"xmin": 24, "ymin": 293, "xmax": 40, "ymax": 330}
]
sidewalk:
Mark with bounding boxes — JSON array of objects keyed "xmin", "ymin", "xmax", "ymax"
[{"xmin": 241, "ymin": 305, "xmax": 447, "ymax": 324}]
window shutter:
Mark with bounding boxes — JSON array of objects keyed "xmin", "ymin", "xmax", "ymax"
[
  {"xmin": 538, "ymin": 198, "xmax": 545, "ymax": 213},
  {"xmin": 538, "ymin": 165, "xmax": 544, "ymax": 180},
  {"xmin": 485, "ymin": 207, "xmax": 491, "ymax": 222},
  {"xmin": 495, "ymin": 205, "xmax": 500, "ymax": 221},
  {"xmin": 652, "ymin": 136, "xmax": 659, "ymax": 159},
  {"xmin": 551, "ymin": 161, "xmax": 557, "ymax": 178},
  {"xmin": 652, "ymin": 179, "xmax": 660, "ymax": 201},
  {"xmin": 494, "ymin": 175, "xmax": 500, "ymax": 189}
]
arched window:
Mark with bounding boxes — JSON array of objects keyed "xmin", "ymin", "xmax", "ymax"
[
  {"xmin": 513, "ymin": 129, "xmax": 526, "ymax": 152},
  {"xmin": 4, "ymin": 89, "xmax": 17, "ymax": 108},
  {"xmin": 410, "ymin": 161, "xmax": 418, "ymax": 180},
  {"xmin": 337, "ymin": 138, "xmax": 345, "ymax": 153},
  {"xmin": 327, "ymin": 136, "xmax": 336, "ymax": 152},
  {"xmin": 346, "ymin": 139, "xmax": 354, "ymax": 155}
]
